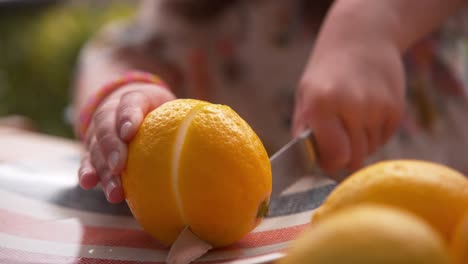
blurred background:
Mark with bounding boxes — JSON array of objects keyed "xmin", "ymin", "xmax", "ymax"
[{"xmin": 0, "ymin": 0, "xmax": 137, "ymax": 138}]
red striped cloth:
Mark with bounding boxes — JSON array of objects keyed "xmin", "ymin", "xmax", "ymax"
[{"xmin": 0, "ymin": 133, "xmax": 333, "ymax": 263}]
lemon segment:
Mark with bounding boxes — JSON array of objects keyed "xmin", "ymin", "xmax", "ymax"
[{"xmin": 179, "ymin": 104, "xmax": 271, "ymax": 247}]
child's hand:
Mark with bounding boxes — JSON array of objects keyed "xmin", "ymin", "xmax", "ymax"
[
  {"xmin": 292, "ymin": 41, "xmax": 405, "ymax": 174},
  {"xmin": 77, "ymin": 84, "xmax": 175, "ymax": 203}
]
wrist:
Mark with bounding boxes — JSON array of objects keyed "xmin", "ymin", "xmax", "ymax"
[
  {"xmin": 317, "ymin": 0, "xmax": 402, "ymax": 54},
  {"xmin": 103, "ymin": 83, "xmax": 163, "ymax": 103}
]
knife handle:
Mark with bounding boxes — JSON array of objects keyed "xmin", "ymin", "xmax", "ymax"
[
  {"xmin": 298, "ymin": 129, "xmax": 320, "ymax": 161},
  {"xmin": 301, "ymin": 129, "xmax": 350, "ymax": 181}
]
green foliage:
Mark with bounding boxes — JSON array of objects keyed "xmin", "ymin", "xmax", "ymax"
[{"xmin": 0, "ymin": 2, "xmax": 135, "ymax": 137}]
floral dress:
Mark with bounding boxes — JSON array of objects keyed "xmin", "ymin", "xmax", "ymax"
[{"xmin": 91, "ymin": 0, "xmax": 468, "ymax": 173}]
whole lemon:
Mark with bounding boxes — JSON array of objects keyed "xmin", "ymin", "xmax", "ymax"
[
  {"xmin": 450, "ymin": 210, "xmax": 468, "ymax": 264},
  {"xmin": 122, "ymin": 99, "xmax": 271, "ymax": 247},
  {"xmin": 279, "ymin": 204, "xmax": 452, "ymax": 264},
  {"xmin": 313, "ymin": 160, "xmax": 468, "ymax": 241}
]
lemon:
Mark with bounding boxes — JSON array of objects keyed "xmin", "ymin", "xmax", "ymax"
[
  {"xmin": 450, "ymin": 210, "xmax": 468, "ymax": 263},
  {"xmin": 279, "ymin": 204, "xmax": 452, "ymax": 264},
  {"xmin": 313, "ymin": 160, "xmax": 468, "ymax": 241},
  {"xmin": 122, "ymin": 99, "xmax": 271, "ymax": 247}
]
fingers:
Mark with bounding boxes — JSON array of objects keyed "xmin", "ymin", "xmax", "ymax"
[
  {"xmin": 90, "ymin": 99, "xmax": 126, "ymax": 203},
  {"xmin": 382, "ymin": 101, "xmax": 404, "ymax": 144},
  {"xmin": 293, "ymin": 87, "xmax": 352, "ymax": 173},
  {"xmin": 89, "ymin": 136, "xmax": 124, "ymax": 203},
  {"xmin": 78, "ymin": 154, "xmax": 99, "ymax": 190},
  {"xmin": 295, "ymin": 100, "xmax": 401, "ymax": 173},
  {"xmin": 95, "ymin": 85, "xmax": 174, "ymax": 174},
  {"xmin": 78, "ymin": 137, "xmax": 124, "ymax": 203},
  {"xmin": 89, "ymin": 137, "xmax": 112, "ymax": 184},
  {"xmin": 365, "ymin": 127, "xmax": 378, "ymax": 156},
  {"xmin": 116, "ymin": 85, "xmax": 175, "ymax": 142},
  {"xmin": 346, "ymin": 125, "xmax": 367, "ymax": 171},
  {"xmin": 115, "ymin": 91, "xmax": 150, "ymax": 142},
  {"xmin": 366, "ymin": 95, "xmax": 404, "ymax": 155},
  {"xmin": 293, "ymin": 79, "xmax": 398, "ymax": 173},
  {"xmin": 93, "ymin": 97, "xmax": 127, "ymax": 172},
  {"xmin": 105, "ymin": 177, "xmax": 124, "ymax": 204},
  {"xmin": 313, "ymin": 115, "xmax": 352, "ymax": 173},
  {"xmin": 78, "ymin": 83, "xmax": 176, "ymax": 204}
]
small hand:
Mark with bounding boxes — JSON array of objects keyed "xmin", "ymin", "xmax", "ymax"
[
  {"xmin": 293, "ymin": 42, "xmax": 405, "ymax": 174},
  {"xmin": 78, "ymin": 83, "xmax": 175, "ymax": 203}
]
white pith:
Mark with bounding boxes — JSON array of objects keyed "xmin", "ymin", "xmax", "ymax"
[{"xmin": 172, "ymin": 106, "xmax": 203, "ymax": 224}]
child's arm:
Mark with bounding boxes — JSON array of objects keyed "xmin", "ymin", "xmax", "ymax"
[
  {"xmin": 74, "ymin": 22, "xmax": 175, "ymax": 203},
  {"xmin": 313, "ymin": 0, "xmax": 465, "ymax": 55},
  {"xmin": 293, "ymin": 0, "xmax": 465, "ymax": 174}
]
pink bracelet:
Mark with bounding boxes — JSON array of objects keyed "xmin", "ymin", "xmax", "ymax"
[{"xmin": 77, "ymin": 71, "xmax": 168, "ymax": 140}]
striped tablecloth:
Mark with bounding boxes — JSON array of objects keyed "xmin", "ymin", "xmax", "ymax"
[{"xmin": 0, "ymin": 129, "xmax": 335, "ymax": 263}]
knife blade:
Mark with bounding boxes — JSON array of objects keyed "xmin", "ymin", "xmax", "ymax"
[{"xmin": 269, "ymin": 129, "xmax": 323, "ymax": 198}]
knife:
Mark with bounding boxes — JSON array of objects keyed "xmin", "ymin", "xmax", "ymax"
[{"xmin": 270, "ymin": 129, "xmax": 333, "ymax": 198}]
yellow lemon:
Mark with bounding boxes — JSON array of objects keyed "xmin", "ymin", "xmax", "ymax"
[
  {"xmin": 450, "ymin": 210, "xmax": 468, "ymax": 263},
  {"xmin": 279, "ymin": 204, "xmax": 453, "ymax": 264},
  {"xmin": 122, "ymin": 99, "xmax": 271, "ymax": 247},
  {"xmin": 313, "ymin": 160, "xmax": 468, "ymax": 241}
]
